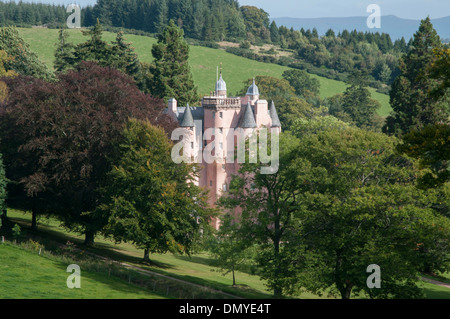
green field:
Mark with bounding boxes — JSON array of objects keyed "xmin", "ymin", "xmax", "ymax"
[
  {"xmin": 0, "ymin": 243, "xmax": 166, "ymax": 299},
  {"xmin": 4, "ymin": 209, "xmax": 449, "ymax": 299},
  {"xmin": 17, "ymin": 28, "xmax": 392, "ymax": 117}
]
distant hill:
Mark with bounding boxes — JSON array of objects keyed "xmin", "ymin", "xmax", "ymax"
[{"xmin": 273, "ymin": 15, "xmax": 450, "ymax": 41}]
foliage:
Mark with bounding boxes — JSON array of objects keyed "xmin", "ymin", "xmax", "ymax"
[
  {"xmin": 282, "ymin": 69, "xmax": 320, "ymax": 98},
  {"xmin": 97, "ymin": 119, "xmax": 214, "ymax": 261},
  {"xmin": 54, "ymin": 28, "xmax": 76, "ymax": 73},
  {"xmin": 0, "ymin": 152, "xmax": 6, "ymax": 220},
  {"xmin": 206, "ymin": 213, "xmax": 250, "ymax": 286},
  {"xmin": 219, "ymin": 132, "xmax": 306, "ymax": 298},
  {"xmin": 149, "ymin": 20, "xmax": 199, "ymax": 105},
  {"xmin": 289, "ymin": 124, "xmax": 450, "ymax": 299},
  {"xmin": 383, "ymin": 17, "xmax": 446, "ymax": 137},
  {"xmin": 0, "ymin": 26, "xmax": 54, "ymax": 81},
  {"xmin": 398, "ymin": 123, "xmax": 450, "ymax": 189},
  {"xmin": 237, "ymin": 75, "xmax": 319, "ymax": 130},
  {"xmin": 0, "ymin": 62, "xmax": 176, "ymax": 245}
]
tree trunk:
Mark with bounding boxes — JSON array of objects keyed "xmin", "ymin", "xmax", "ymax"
[
  {"xmin": 31, "ymin": 209, "xmax": 37, "ymax": 230},
  {"xmin": 84, "ymin": 230, "xmax": 95, "ymax": 246},
  {"xmin": 338, "ymin": 283, "xmax": 353, "ymax": 299},
  {"xmin": 232, "ymin": 265, "xmax": 236, "ymax": 286},
  {"xmin": 143, "ymin": 248, "xmax": 150, "ymax": 262}
]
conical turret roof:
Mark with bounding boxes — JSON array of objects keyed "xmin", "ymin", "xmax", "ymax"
[
  {"xmin": 269, "ymin": 101, "xmax": 281, "ymax": 127},
  {"xmin": 239, "ymin": 102, "xmax": 257, "ymax": 128},
  {"xmin": 180, "ymin": 104, "xmax": 195, "ymax": 127}
]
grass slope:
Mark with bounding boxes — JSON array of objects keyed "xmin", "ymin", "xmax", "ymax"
[
  {"xmin": 17, "ymin": 28, "xmax": 392, "ymax": 117},
  {"xmin": 0, "ymin": 243, "xmax": 166, "ymax": 299},
  {"xmin": 6, "ymin": 209, "xmax": 325, "ymax": 299},
  {"xmin": 6, "ymin": 209, "xmax": 450, "ymax": 299}
]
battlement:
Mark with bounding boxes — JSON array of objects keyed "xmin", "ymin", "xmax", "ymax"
[{"xmin": 201, "ymin": 96, "xmax": 241, "ymax": 109}]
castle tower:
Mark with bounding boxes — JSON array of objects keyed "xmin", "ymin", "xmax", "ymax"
[{"xmin": 166, "ymin": 71, "xmax": 282, "ymax": 230}]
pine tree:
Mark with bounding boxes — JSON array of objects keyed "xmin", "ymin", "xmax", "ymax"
[
  {"xmin": 74, "ymin": 19, "xmax": 114, "ymax": 66},
  {"xmin": 54, "ymin": 28, "xmax": 75, "ymax": 73},
  {"xmin": 111, "ymin": 31, "xmax": 141, "ymax": 78},
  {"xmin": 269, "ymin": 21, "xmax": 280, "ymax": 44},
  {"xmin": 383, "ymin": 17, "xmax": 445, "ymax": 137},
  {"xmin": 149, "ymin": 20, "xmax": 199, "ymax": 105}
]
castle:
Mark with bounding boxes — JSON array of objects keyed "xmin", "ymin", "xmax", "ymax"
[{"xmin": 167, "ymin": 72, "xmax": 281, "ymax": 229}]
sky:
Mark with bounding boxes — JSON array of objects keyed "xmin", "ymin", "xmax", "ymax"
[{"xmin": 15, "ymin": 0, "xmax": 450, "ymax": 20}]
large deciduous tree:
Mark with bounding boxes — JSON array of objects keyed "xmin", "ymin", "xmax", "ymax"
[
  {"xmin": 289, "ymin": 123, "xmax": 450, "ymax": 299},
  {"xmin": 0, "ymin": 62, "xmax": 176, "ymax": 245},
  {"xmin": 97, "ymin": 118, "xmax": 214, "ymax": 261}
]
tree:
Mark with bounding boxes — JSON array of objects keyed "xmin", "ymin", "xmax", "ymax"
[
  {"xmin": 54, "ymin": 28, "xmax": 76, "ymax": 73},
  {"xmin": 74, "ymin": 19, "xmax": 114, "ymax": 67},
  {"xmin": 237, "ymin": 76, "xmax": 319, "ymax": 129},
  {"xmin": 207, "ymin": 213, "xmax": 250, "ymax": 286},
  {"xmin": 269, "ymin": 21, "xmax": 280, "ymax": 44},
  {"xmin": 289, "ymin": 124, "xmax": 450, "ymax": 299},
  {"xmin": 383, "ymin": 17, "xmax": 445, "ymax": 137},
  {"xmin": 282, "ymin": 69, "xmax": 320, "ymax": 98},
  {"xmin": 0, "ymin": 26, "xmax": 54, "ymax": 81},
  {"xmin": 396, "ymin": 48, "xmax": 450, "ymax": 189},
  {"xmin": 0, "ymin": 62, "xmax": 176, "ymax": 245},
  {"xmin": 0, "ymin": 152, "xmax": 6, "ymax": 228},
  {"xmin": 337, "ymin": 71, "xmax": 382, "ymax": 130},
  {"xmin": 149, "ymin": 20, "xmax": 199, "ymax": 105},
  {"xmin": 111, "ymin": 31, "xmax": 141, "ymax": 78},
  {"xmin": 219, "ymin": 132, "xmax": 307, "ymax": 298},
  {"xmin": 97, "ymin": 118, "xmax": 213, "ymax": 261}
]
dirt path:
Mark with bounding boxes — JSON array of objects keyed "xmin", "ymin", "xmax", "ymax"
[{"xmin": 421, "ymin": 277, "xmax": 450, "ymax": 289}]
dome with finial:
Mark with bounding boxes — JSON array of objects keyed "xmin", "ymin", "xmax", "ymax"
[
  {"xmin": 215, "ymin": 73, "xmax": 227, "ymax": 92},
  {"xmin": 246, "ymin": 78, "xmax": 259, "ymax": 96}
]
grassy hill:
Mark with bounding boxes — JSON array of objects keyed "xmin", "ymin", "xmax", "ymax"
[
  {"xmin": 0, "ymin": 242, "xmax": 166, "ymax": 299},
  {"xmin": 17, "ymin": 27, "xmax": 391, "ymax": 117},
  {"xmin": 5, "ymin": 209, "xmax": 450, "ymax": 299}
]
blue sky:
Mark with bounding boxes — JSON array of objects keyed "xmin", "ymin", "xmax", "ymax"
[{"xmin": 16, "ymin": 0, "xmax": 450, "ymax": 20}]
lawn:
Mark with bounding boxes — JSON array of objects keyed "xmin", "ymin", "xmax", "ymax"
[
  {"xmin": 17, "ymin": 27, "xmax": 392, "ymax": 117},
  {"xmin": 6, "ymin": 209, "xmax": 449, "ymax": 299},
  {"xmin": 0, "ymin": 243, "xmax": 166, "ymax": 299},
  {"xmin": 5, "ymin": 209, "xmax": 326, "ymax": 299}
]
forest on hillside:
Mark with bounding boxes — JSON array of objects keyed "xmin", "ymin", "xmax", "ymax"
[{"xmin": 0, "ymin": 0, "xmax": 421, "ymax": 88}]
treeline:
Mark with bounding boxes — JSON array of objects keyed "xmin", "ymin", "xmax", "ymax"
[
  {"xmin": 0, "ymin": 0, "xmax": 411, "ymax": 88},
  {"xmin": 0, "ymin": 1, "xmax": 90, "ymax": 28}
]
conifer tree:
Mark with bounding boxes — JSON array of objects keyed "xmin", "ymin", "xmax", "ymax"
[
  {"xmin": 383, "ymin": 17, "xmax": 445, "ymax": 137},
  {"xmin": 54, "ymin": 28, "xmax": 75, "ymax": 73},
  {"xmin": 111, "ymin": 31, "xmax": 141, "ymax": 78},
  {"xmin": 149, "ymin": 20, "xmax": 199, "ymax": 105},
  {"xmin": 74, "ymin": 19, "xmax": 114, "ymax": 66}
]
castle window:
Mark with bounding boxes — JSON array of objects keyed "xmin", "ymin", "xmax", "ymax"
[
  {"xmin": 191, "ymin": 142, "xmax": 194, "ymax": 149},
  {"xmin": 223, "ymin": 184, "xmax": 227, "ymax": 192},
  {"xmin": 219, "ymin": 112, "xmax": 223, "ymax": 119},
  {"xmin": 212, "ymin": 112, "xmax": 215, "ymax": 119},
  {"xmin": 210, "ymin": 180, "xmax": 213, "ymax": 186},
  {"xmin": 219, "ymin": 128, "xmax": 223, "ymax": 134}
]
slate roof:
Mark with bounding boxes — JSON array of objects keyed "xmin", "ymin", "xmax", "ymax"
[
  {"xmin": 246, "ymin": 79, "xmax": 260, "ymax": 96},
  {"xmin": 269, "ymin": 100, "xmax": 281, "ymax": 127},
  {"xmin": 215, "ymin": 73, "xmax": 227, "ymax": 92},
  {"xmin": 239, "ymin": 102, "xmax": 257, "ymax": 128},
  {"xmin": 179, "ymin": 104, "xmax": 195, "ymax": 127}
]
